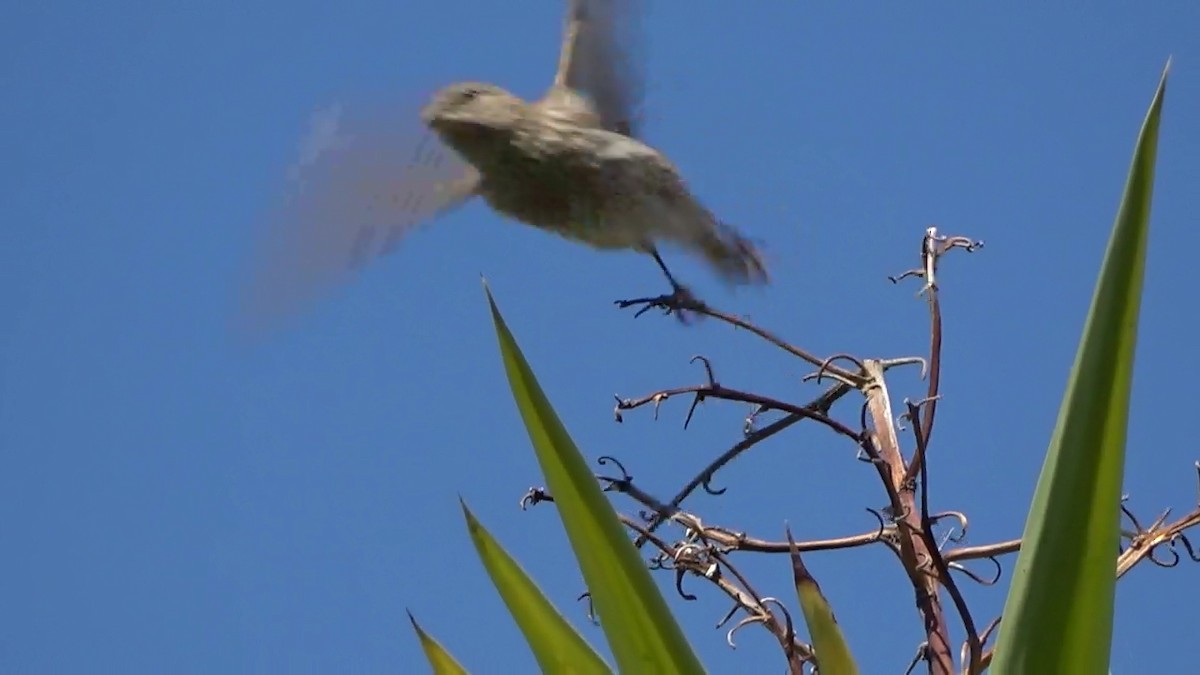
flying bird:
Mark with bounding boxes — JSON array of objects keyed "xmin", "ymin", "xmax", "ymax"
[{"xmin": 241, "ymin": 1, "xmax": 767, "ymax": 334}]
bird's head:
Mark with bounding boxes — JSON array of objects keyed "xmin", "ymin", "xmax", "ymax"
[{"xmin": 421, "ymin": 82, "xmax": 525, "ymax": 137}]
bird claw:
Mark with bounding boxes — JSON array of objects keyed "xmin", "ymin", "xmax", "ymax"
[{"xmin": 614, "ymin": 285, "xmax": 704, "ymax": 323}]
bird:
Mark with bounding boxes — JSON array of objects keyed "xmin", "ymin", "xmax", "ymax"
[{"xmin": 240, "ymin": 0, "xmax": 767, "ymax": 335}]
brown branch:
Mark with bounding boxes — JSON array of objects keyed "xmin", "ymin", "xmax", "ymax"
[
  {"xmin": 861, "ymin": 359, "xmax": 954, "ymax": 675},
  {"xmin": 896, "ymin": 227, "xmax": 983, "ymax": 484},
  {"xmin": 908, "ymin": 400, "xmax": 982, "ymax": 675},
  {"xmin": 630, "ymin": 381, "xmax": 856, "ymax": 546},
  {"xmin": 615, "ymin": 382, "xmax": 863, "ymax": 442},
  {"xmin": 616, "ymin": 513, "xmax": 813, "ymax": 671},
  {"xmin": 945, "ymin": 539, "xmax": 1022, "ymax": 563},
  {"xmin": 620, "ymin": 296, "xmax": 867, "ymax": 386},
  {"xmin": 943, "ymin": 466, "xmax": 1200, "ymax": 570},
  {"xmin": 1118, "ymin": 512, "xmax": 1200, "ymax": 577},
  {"xmin": 1117, "ymin": 465, "xmax": 1200, "ymax": 577},
  {"xmin": 662, "ymin": 510, "xmax": 893, "ymax": 555}
]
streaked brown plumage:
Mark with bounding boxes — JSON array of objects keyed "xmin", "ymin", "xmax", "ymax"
[{"xmin": 421, "ymin": 81, "xmax": 766, "ymax": 285}]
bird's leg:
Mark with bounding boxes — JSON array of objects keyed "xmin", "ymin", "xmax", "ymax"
[
  {"xmin": 615, "ymin": 249, "xmax": 705, "ymax": 321},
  {"xmin": 650, "ymin": 249, "xmax": 686, "ymax": 293}
]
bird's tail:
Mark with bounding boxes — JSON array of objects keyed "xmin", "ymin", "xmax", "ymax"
[{"xmin": 693, "ymin": 219, "xmax": 770, "ymax": 286}]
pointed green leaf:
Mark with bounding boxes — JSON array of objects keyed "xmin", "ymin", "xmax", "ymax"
[
  {"xmin": 787, "ymin": 528, "xmax": 858, "ymax": 675},
  {"xmin": 460, "ymin": 500, "xmax": 611, "ymax": 674},
  {"xmin": 992, "ymin": 61, "xmax": 1168, "ymax": 673},
  {"xmin": 484, "ymin": 284, "xmax": 703, "ymax": 674},
  {"xmin": 408, "ymin": 611, "xmax": 470, "ymax": 675}
]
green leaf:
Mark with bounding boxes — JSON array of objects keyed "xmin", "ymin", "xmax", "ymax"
[
  {"xmin": 407, "ymin": 611, "xmax": 470, "ymax": 675},
  {"xmin": 992, "ymin": 60, "xmax": 1168, "ymax": 673},
  {"xmin": 460, "ymin": 500, "xmax": 612, "ymax": 674},
  {"xmin": 787, "ymin": 528, "xmax": 858, "ymax": 675},
  {"xmin": 484, "ymin": 283, "xmax": 704, "ymax": 674}
]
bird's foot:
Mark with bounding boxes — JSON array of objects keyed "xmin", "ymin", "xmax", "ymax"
[{"xmin": 614, "ymin": 284, "xmax": 705, "ymax": 322}]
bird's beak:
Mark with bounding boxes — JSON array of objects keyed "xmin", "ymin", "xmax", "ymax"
[{"xmin": 419, "ymin": 103, "xmax": 439, "ymax": 127}]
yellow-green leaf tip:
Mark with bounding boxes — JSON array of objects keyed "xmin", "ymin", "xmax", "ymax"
[{"xmin": 460, "ymin": 499, "xmax": 482, "ymax": 529}]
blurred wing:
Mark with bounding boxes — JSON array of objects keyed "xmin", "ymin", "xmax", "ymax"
[
  {"xmin": 239, "ymin": 103, "xmax": 478, "ymax": 337},
  {"xmin": 560, "ymin": 0, "xmax": 644, "ymax": 136}
]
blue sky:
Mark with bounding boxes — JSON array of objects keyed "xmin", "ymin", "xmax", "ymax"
[{"xmin": 3, "ymin": 3, "xmax": 1198, "ymax": 672}]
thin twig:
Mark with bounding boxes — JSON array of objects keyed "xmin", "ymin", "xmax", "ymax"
[{"xmin": 909, "ymin": 400, "xmax": 982, "ymax": 675}]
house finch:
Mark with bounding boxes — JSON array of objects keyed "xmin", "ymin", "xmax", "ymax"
[{"xmin": 242, "ymin": 0, "xmax": 766, "ymax": 334}]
